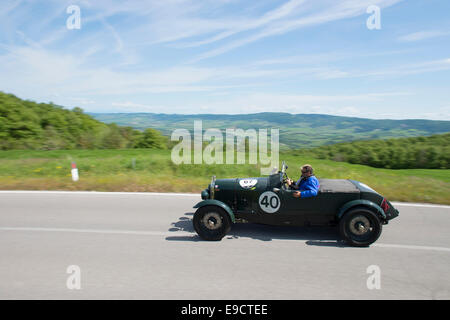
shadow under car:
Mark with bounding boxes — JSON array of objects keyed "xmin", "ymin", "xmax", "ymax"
[{"xmin": 165, "ymin": 212, "xmax": 355, "ymax": 247}]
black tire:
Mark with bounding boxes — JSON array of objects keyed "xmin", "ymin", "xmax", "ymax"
[
  {"xmin": 193, "ymin": 206, "xmax": 232, "ymax": 241},
  {"xmin": 339, "ymin": 207, "xmax": 382, "ymax": 247}
]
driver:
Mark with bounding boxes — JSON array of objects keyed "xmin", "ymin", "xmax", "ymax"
[{"xmin": 286, "ymin": 164, "xmax": 320, "ymax": 198}]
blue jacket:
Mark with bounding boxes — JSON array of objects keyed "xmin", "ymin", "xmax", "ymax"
[{"xmin": 292, "ymin": 176, "xmax": 320, "ymax": 198}]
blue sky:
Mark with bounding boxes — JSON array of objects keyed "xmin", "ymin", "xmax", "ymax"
[{"xmin": 0, "ymin": 0, "xmax": 449, "ymax": 119}]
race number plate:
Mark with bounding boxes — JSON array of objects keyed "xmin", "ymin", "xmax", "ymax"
[
  {"xmin": 258, "ymin": 191, "xmax": 281, "ymax": 213},
  {"xmin": 239, "ymin": 179, "xmax": 258, "ymax": 189}
]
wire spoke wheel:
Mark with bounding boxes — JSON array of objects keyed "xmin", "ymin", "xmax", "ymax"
[
  {"xmin": 349, "ymin": 216, "xmax": 373, "ymax": 238},
  {"xmin": 339, "ymin": 208, "xmax": 382, "ymax": 247},
  {"xmin": 193, "ymin": 206, "xmax": 231, "ymax": 241},
  {"xmin": 201, "ymin": 212, "xmax": 223, "ymax": 230}
]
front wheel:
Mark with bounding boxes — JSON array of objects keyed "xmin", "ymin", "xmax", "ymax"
[
  {"xmin": 193, "ymin": 206, "xmax": 232, "ymax": 241},
  {"xmin": 339, "ymin": 208, "xmax": 382, "ymax": 247}
]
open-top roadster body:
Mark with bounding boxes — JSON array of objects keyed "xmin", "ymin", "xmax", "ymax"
[{"xmin": 192, "ymin": 162, "xmax": 399, "ymax": 246}]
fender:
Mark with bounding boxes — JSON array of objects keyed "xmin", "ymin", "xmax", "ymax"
[
  {"xmin": 337, "ymin": 199, "xmax": 386, "ymax": 221},
  {"xmin": 193, "ymin": 199, "xmax": 235, "ymax": 223}
]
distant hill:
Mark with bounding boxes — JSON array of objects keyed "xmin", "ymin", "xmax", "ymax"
[
  {"xmin": 89, "ymin": 112, "xmax": 450, "ymax": 149},
  {"xmin": 0, "ymin": 92, "xmax": 166, "ymax": 150},
  {"xmin": 300, "ymin": 133, "xmax": 450, "ymax": 169}
]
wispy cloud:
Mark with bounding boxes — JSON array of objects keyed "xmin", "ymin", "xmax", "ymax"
[
  {"xmin": 0, "ymin": 0, "xmax": 22, "ymax": 16},
  {"xmin": 398, "ymin": 30, "xmax": 450, "ymax": 42},
  {"xmin": 172, "ymin": 0, "xmax": 308, "ymax": 48},
  {"xmin": 173, "ymin": 91, "xmax": 414, "ymax": 116},
  {"xmin": 105, "ymin": 91, "xmax": 412, "ymax": 115},
  {"xmin": 190, "ymin": 0, "xmax": 403, "ymax": 61},
  {"xmin": 0, "ymin": 43, "xmax": 446, "ymax": 101},
  {"xmin": 0, "ymin": 45, "xmax": 266, "ymax": 97}
]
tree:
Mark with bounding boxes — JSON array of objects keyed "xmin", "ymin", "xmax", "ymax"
[
  {"xmin": 135, "ymin": 128, "xmax": 167, "ymax": 149},
  {"xmin": 0, "ymin": 91, "xmax": 168, "ymax": 151},
  {"xmin": 101, "ymin": 124, "xmax": 127, "ymax": 149}
]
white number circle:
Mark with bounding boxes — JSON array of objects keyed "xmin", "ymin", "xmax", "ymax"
[{"xmin": 258, "ymin": 191, "xmax": 281, "ymax": 213}]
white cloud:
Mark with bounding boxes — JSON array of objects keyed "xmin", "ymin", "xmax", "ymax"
[
  {"xmin": 110, "ymin": 101, "xmax": 164, "ymax": 112},
  {"xmin": 398, "ymin": 30, "xmax": 450, "ymax": 42},
  {"xmin": 172, "ymin": 0, "xmax": 308, "ymax": 48},
  {"xmin": 191, "ymin": 0, "xmax": 404, "ymax": 61},
  {"xmin": 288, "ymin": 57, "xmax": 450, "ymax": 80},
  {"xmin": 359, "ymin": 58, "xmax": 450, "ymax": 77},
  {"xmin": 0, "ymin": 43, "xmax": 445, "ymax": 105},
  {"xmin": 0, "ymin": 46, "xmax": 284, "ymax": 97},
  {"xmin": 179, "ymin": 91, "xmax": 412, "ymax": 115}
]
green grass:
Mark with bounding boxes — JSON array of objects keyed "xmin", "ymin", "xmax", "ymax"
[{"xmin": 0, "ymin": 149, "xmax": 449, "ymax": 204}]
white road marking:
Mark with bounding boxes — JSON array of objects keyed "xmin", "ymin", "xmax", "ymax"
[
  {"xmin": 391, "ymin": 202, "xmax": 450, "ymax": 209},
  {"xmin": 1, "ymin": 227, "xmax": 450, "ymax": 253},
  {"xmin": 0, "ymin": 190, "xmax": 199, "ymax": 197},
  {"xmin": 372, "ymin": 243, "xmax": 450, "ymax": 253},
  {"xmin": 0, "ymin": 227, "xmax": 193, "ymax": 237}
]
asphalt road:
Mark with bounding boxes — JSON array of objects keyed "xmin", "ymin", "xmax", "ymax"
[{"xmin": 1, "ymin": 191, "xmax": 449, "ymax": 300}]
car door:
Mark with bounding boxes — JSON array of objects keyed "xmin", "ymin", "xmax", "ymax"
[
  {"xmin": 280, "ymin": 188, "xmax": 345, "ymax": 226},
  {"xmin": 278, "ymin": 188, "xmax": 310, "ymax": 225}
]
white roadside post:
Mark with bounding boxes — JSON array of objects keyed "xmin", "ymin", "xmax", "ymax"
[{"xmin": 71, "ymin": 162, "xmax": 79, "ymax": 182}]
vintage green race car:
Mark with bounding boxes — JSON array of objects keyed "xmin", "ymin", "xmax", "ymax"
[{"xmin": 193, "ymin": 161, "xmax": 399, "ymax": 246}]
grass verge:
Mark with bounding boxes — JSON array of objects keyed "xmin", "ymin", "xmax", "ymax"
[{"xmin": 0, "ymin": 149, "xmax": 449, "ymax": 204}]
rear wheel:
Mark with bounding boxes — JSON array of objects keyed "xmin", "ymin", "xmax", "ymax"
[
  {"xmin": 193, "ymin": 206, "xmax": 231, "ymax": 241},
  {"xmin": 339, "ymin": 208, "xmax": 382, "ymax": 247}
]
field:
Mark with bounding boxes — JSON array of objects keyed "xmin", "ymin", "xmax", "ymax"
[{"xmin": 0, "ymin": 149, "xmax": 449, "ymax": 205}]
